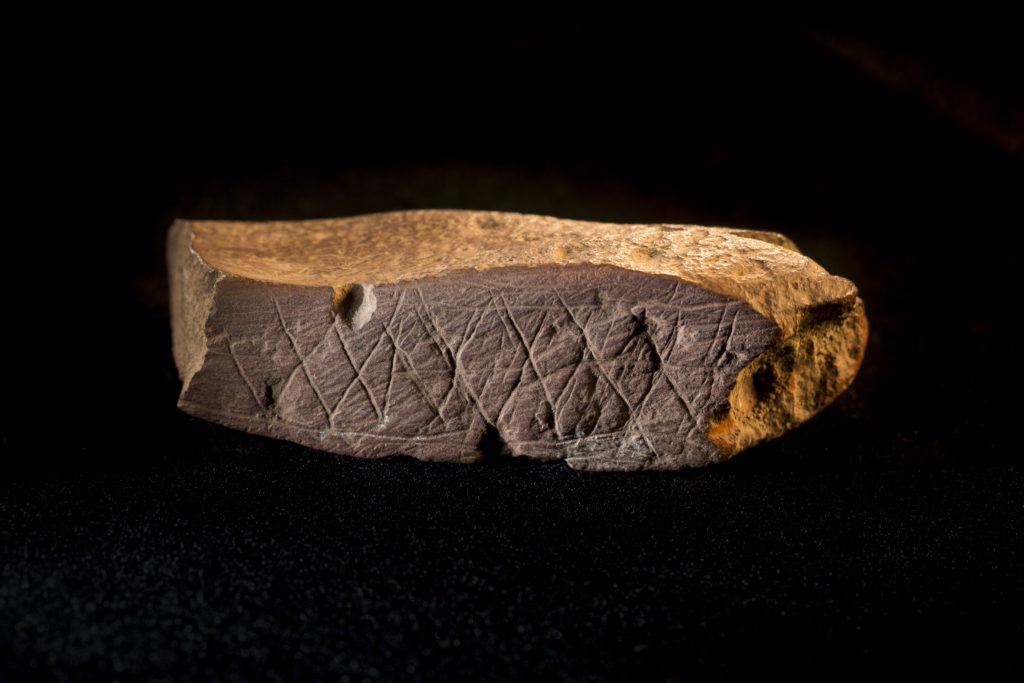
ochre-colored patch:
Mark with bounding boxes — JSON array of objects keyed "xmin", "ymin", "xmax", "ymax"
[
  {"xmin": 331, "ymin": 285, "xmax": 352, "ymax": 317},
  {"xmin": 708, "ymin": 297, "xmax": 868, "ymax": 458}
]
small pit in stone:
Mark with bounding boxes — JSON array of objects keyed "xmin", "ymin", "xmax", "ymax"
[
  {"xmin": 753, "ymin": 364, "xmax": 778, "ymax": 402},
  {"xmin": 333, "ymin": 283, "xmax": 377, "ymax": 329}
]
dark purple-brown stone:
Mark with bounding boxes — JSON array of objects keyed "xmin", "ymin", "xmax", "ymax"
[{"xmin": 180, "ymin": 266, "xmax": 777, "ymax": 470}]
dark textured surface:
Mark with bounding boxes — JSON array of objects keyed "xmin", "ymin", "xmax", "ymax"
[
  {"xmin": 2, "ymin": 451, "xmax": 1019, "ymax": 680},
  {"xmin": 5, "ymin": 9, "xmax": 1023, "ymax": 680},
  {"xmin": 182, "ymin": 268, "xmax": 775, "ymax": 469}
]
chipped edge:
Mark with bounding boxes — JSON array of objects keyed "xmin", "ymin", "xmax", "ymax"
[{"xmin": 168, "ymin": 219, "xmax": 224, "ymax": 397}]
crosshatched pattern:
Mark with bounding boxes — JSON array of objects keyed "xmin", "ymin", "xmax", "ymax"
[{"xmin": 182, "ymin": 266, "xmax": 778, "ymax": 470}]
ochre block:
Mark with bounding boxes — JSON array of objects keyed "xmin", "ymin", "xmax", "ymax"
[{"xmin": 168, "ymin": 210, "xmax": 867, "ymax": 471}]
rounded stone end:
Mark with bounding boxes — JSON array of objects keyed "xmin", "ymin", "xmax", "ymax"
[{"xmin": 707, "ymin": 295, "xmax": 868, "ymax": 459}]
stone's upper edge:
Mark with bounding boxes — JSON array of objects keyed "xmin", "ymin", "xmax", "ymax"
[{"xmin": 181, "ymin": 209, "xmax": 857, "ymax": 337}]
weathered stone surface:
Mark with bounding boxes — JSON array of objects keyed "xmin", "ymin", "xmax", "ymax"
[{"xmin": 168, "ymin": 210, "xmax": 867, "ymax": 471}]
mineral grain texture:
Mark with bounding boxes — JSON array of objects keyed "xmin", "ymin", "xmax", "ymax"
[{"xmin": 168, "ymin": 210, "xmax": 867, "ymax": 471}]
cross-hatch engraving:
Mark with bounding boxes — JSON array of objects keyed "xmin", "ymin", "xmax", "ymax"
[{"xmin": 215, "ymin": 271, "xmax": 776, "ymax": 466}]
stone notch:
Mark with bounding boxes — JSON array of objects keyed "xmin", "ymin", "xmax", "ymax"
[{"xmin": 168, "ymin": 210, "xmax": 867, "ymax": 471}]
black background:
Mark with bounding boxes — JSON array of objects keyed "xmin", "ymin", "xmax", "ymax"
[{"xmin": 3, "ymin": 9, "xmax": 1022, "ymax": 680}]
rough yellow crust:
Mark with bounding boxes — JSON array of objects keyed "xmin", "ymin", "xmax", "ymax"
[{"xmin": 190, "ymin": 209, "xmax": 853, "ymax": 338}]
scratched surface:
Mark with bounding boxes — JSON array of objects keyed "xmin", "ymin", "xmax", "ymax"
[{"xmin": 181, "ymin": 265, "xmax": 778, "ymax": 470}]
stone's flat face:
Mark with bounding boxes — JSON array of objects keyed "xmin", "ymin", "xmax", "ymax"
[
  {"xmin": 168, "ymin": 210, "xmax": 868, "ymax": 470},
  {"xmin": 180, "ymin": 266, "xmax": 778, "ymax": 471}
]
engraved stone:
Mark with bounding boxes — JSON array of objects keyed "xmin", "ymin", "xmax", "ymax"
[{"xmin": 168, "ymin": 210, "xmax": 867, "ymax": 471}]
